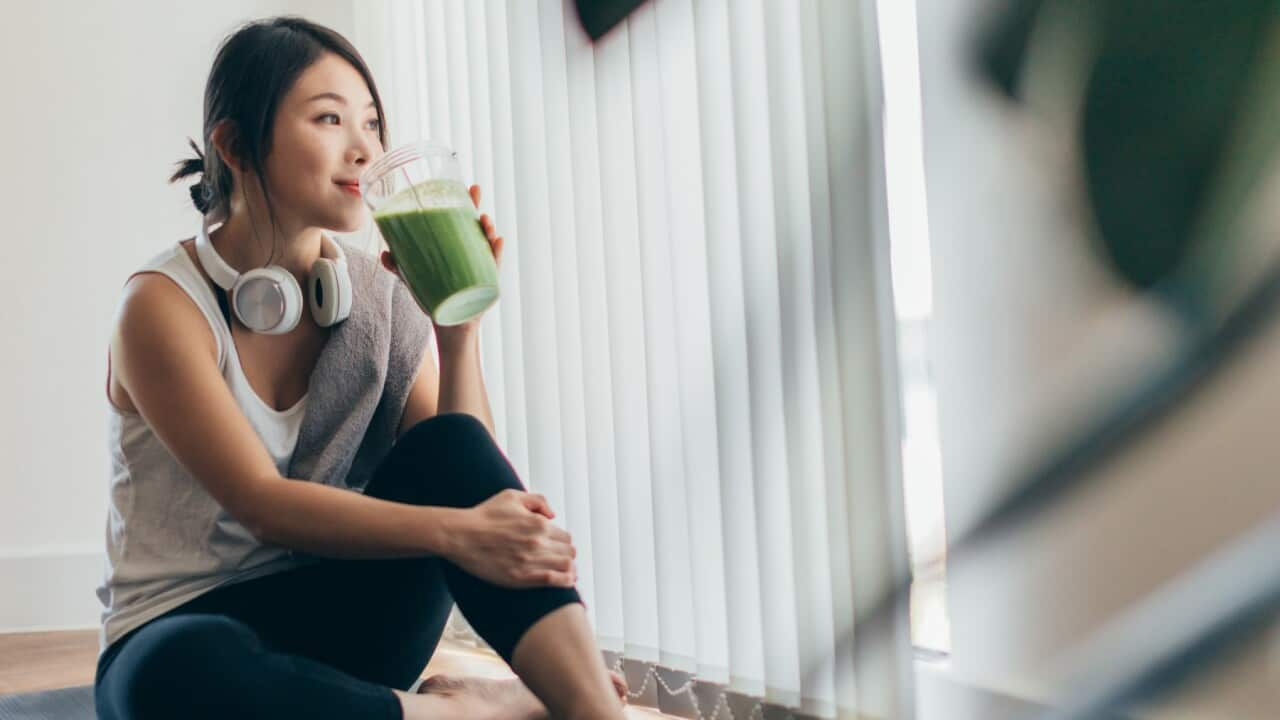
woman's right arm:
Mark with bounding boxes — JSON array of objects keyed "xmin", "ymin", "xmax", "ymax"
[
  {"xmin": 113, "ymin": 273, "xmax": 577, "ymax": 587},
  {"xmin": 112, "ymin": 273, "xmax": 459, "ymax": 560}
]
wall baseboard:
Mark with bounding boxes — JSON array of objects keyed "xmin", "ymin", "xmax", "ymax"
[{"xmin": 0, "ymin": 550, "xmax": 104, "ymax": 633}]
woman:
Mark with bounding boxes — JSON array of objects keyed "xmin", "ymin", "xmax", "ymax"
[{"xmin": 94, "ymin": 16, "xmax": 626, "ymax": 720}]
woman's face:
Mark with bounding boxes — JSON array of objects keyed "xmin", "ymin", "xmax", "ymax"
[{"xmin": 261, "ymin": 52, "xmax": 385, "ymax": 234}]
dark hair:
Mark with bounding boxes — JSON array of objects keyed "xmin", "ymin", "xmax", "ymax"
[{"xmin": 169, "ymin": 16, "xmax": 388, "ymax": 251}]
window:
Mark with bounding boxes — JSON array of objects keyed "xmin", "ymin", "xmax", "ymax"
[
  {"xmin": 876, "ymin": 0, "xmax": 950, "ymax": 654},
  {"xmin": 356, "ymin": 0, "xmax": 921, "ymax": 715}
]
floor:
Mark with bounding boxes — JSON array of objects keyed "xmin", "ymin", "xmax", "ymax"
[
  {"xmin": 0, "ymin": 630, "xmax": 670, "ymax": 718},
  {"xmin": 0, "ymin": 574, "xmax": 950, "ymax": 715}
]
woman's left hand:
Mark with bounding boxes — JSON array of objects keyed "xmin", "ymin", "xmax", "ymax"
[{"xmin": 379, "ymin": 184, "xmax": 504, "ymax": 346}]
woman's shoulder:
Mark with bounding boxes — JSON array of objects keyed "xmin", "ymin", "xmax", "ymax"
[
  {"xmin": 118, "ymin": 243, "xmax": 219, "ymax": 350},
  {"xmin": 110, "ymin": 256, "xmax": 222, "ymax": 408},
  {"xmin": 113, "ymin": 239, "xmax": 221, "ymax": 363}
]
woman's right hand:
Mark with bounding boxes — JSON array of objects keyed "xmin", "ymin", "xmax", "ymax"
[{"xmin": 447, "ymin": 489, "xmax": 577, "ymax": 589}]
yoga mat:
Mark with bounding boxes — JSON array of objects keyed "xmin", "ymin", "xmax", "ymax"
[{"xmin": 0, "ymin": 685, "xmax": 94, "ymax": 720}]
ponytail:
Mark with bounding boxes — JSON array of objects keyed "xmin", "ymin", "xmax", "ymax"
[{"xmin": 169, "ymin": 138, "xmax": 214, "ymax": 214}]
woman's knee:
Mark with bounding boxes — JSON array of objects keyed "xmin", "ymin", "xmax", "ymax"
[
  {"xmin": 400, "ymin": 412, "xmax": 492, "ymax": 452},
  {"xmin": 379, "ymin": 413, "xmax": 524, "ymax": 508}
]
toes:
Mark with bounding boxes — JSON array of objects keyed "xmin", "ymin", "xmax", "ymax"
[{"xmin": 609, "ymin": 670, "xmax": 629, "ymax": 702}]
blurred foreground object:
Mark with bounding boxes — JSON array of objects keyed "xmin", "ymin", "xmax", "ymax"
[
  {"xmin": 573, "ymin": 0, "xmax": 650, "ymax": 40},
  {"xmin": 982, "ymin": 0, "xmax": 1277, "ymax": 298},
  {"xmin": 835, "ymin": 2, "xmax": 1280, "ymax": 718}
]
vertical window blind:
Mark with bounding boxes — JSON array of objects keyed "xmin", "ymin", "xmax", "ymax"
[{"xmin": 351, "ymin": 1, "xmax": 914, "ymax": 717}]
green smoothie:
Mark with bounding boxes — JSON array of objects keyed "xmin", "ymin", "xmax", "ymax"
[{"xmin": 373, "ymin": 180, "xmax": 499, "ymax": 326}]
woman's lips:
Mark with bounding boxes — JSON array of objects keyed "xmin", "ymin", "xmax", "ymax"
[{"xmin": 336, "ymin": 182, "xmax": 361, "ymax": 197}]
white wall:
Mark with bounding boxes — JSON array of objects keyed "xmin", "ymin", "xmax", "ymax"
[{"xmin": 0, "ymin": 0, "xmax": 356, "ymax": 631}]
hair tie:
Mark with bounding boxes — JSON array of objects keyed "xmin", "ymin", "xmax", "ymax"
[{"xmin": 189, "ymin": 180, "xmax": 211, "ymax": 214}]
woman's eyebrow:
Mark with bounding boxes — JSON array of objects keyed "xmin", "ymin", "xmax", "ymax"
[{"xmin": 305, "ymin": 91, "xmax": 376, "ymax": 108}]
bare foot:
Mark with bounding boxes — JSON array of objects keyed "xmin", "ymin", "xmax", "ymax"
[{"xmin": 416, "ymin": 671, "xmax": 629, "ymax": 719}]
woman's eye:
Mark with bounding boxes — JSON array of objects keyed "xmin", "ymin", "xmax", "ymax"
[{"xmin": 317, "ymin": 114, "xmax": 378, "ymax": 131}]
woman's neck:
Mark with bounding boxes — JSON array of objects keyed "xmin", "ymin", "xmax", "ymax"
[{"xmin": 210, "ymin": 205, "xmax": 324, "ymax": 286}]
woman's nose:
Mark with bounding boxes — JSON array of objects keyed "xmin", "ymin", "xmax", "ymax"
[{"xmin": 348, "ymin": 134, "xmax": 382, "ymax": 168}]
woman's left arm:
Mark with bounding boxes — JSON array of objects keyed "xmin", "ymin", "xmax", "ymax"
[{"xmin": 436, "ymin": 327, "xmax": 496, "ymax": 437}]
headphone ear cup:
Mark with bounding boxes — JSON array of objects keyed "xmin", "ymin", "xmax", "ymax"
[
  {"xmin": 308, "ymin": 258, "xmax": 352, "ymax": 327},
  {"xmin": 234, "ymin": 266, "xmax": 303, "ymax": 335}
]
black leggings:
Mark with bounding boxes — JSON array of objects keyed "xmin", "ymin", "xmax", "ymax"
[{"xmin": 94, "ymin": 413, "xmax": 582, "ymax": 720}]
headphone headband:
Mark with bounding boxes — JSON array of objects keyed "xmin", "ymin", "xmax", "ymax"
[{"xmin": 194, "ymin": 213, "xmax": 239, "ymax": 291}]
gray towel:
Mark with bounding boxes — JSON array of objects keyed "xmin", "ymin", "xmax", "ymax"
[{"xmin": 287, "ymin": 238, "xmax": 434, "ymax": 494}]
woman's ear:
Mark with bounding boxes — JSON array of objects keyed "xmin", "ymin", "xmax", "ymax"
[{"xmin": 210, "ymin": 121, "xmax": 244, "ymax": 174}]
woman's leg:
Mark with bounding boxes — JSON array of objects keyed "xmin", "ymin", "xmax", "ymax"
[
  {"xmin": 510, "ymin": 603, "xmax": 630, "ymax": 720},
  {"xmin": 211, "ymin": 412, "xmax": 580, "ymax": 688},
  {"xmin": 95, "ymin": 412, "xmax": 621, "ymax": 719},
  {"xmin": 365, "ymin": 413, "xmax": 624, "ymax": 718},
  {"xmin": 94, "ymin": 613, "xmax": 405, "ymax": 720},
  {"xmin": 365, "ymin": 413, "xmax": 585, "ymax": 664},
  {"xmin": 114, "ymin": 413, "xmax": 529, "ymax": 695}
]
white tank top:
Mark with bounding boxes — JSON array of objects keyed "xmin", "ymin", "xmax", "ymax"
[{"xmin": 95, "ymin": 242, "xmax": 314, "ymax": 654}]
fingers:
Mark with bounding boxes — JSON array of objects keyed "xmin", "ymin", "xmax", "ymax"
[
  {"xmin": 528, "ymin": 511, "xmax": 577, "ymax": 583},
  {"xmin": 504, "ymin": 489, "xmax": 578, "ymax": 587},
  {"xmin": 542, "ymin": 534, "xmax": 576, "ymax": 562},
  {"xmin": 517, "ymin": 550, "xmax": 575, "ymax": 587},
  {"xmin": 536, "ymin": 570, "xmax": 575, "ymax": 588},
  {"xmin": 531, "ymin": 552, "xmax": 574, "ymax": 573},
  {"xmin": 548, "ymin": 525, "xmax": 572, "ymax": 544},
  {"xmin": 544, "ymin": 538, "xmax": 577, "ymax": 585},
  {"xmin": 521, "ymin": 555, "xmax": 576, "ymax": 589},
  {"xmin": 477, "ymin": 214, "xmax": 504, "ymax": 267},
  {"xmin": 470, "ymin": 184, "xmax": 481, "ymax": 209},
  {"xmin": 475, "ymin": 211, "xmax": 504, "ymax": 268},
  {"xmin": 520, "ymin": 492, "xmax": 555, "ymax": 519},
  {"xmin": 481, "ymin": 210, "xmax": 499, "ymax": 238}
]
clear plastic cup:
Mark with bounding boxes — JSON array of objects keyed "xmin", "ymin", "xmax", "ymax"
[{"xmin": 359, "ymin": 141, "xmax": 499, "ymax": 326}]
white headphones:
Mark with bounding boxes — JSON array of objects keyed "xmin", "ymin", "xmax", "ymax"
[{"xmin": 194, "ymin": 209, "xmax": 353, "ymax": 335}]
